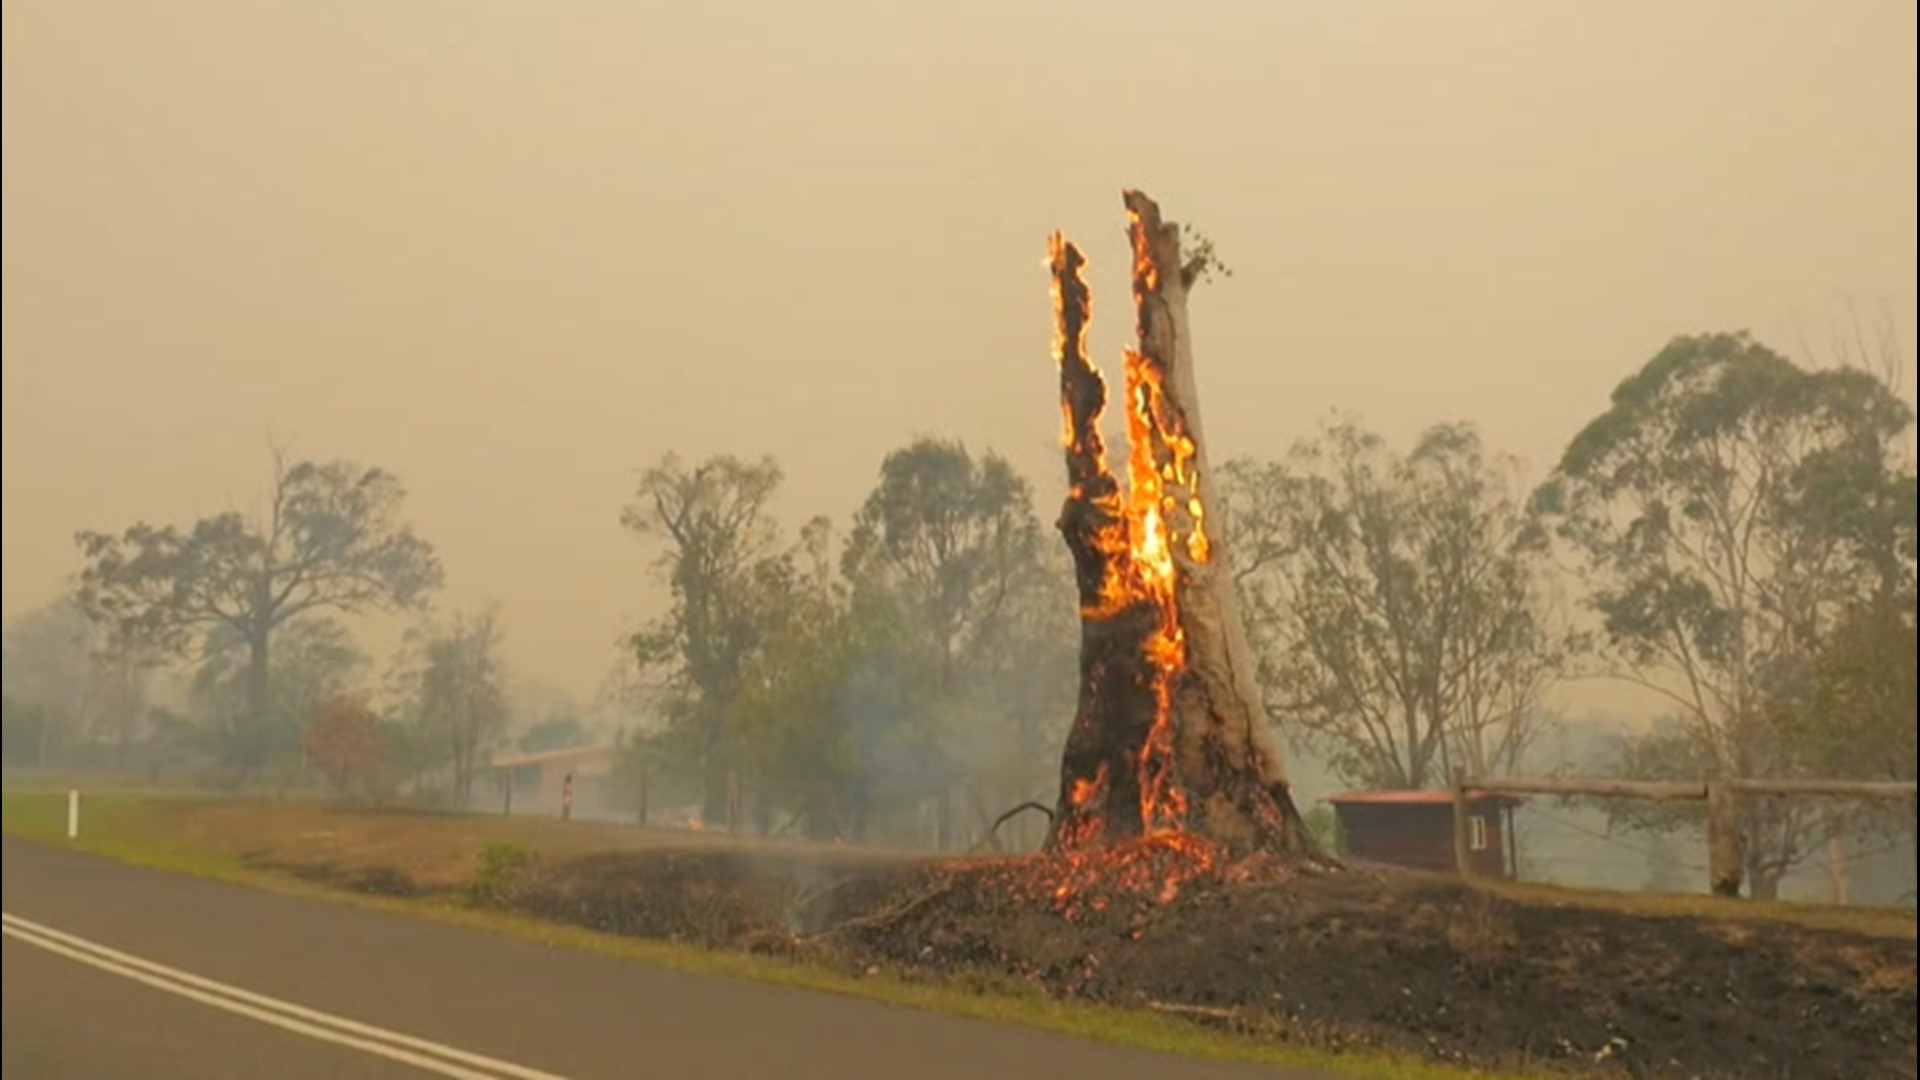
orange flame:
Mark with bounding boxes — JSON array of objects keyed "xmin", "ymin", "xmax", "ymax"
[
  {"xmin": 1121, "ymin": 348, "xmax": 1187, "ymax": 834},
  {"xmin": 1069, "ymin": 762, "xmax": 1110, "ymax": 808},
  {"xmin": 1048, "ymin": 233, "xmax": 1098, "ymax": 458},
  {"xmin": 1046, "ymin": 205, "xmax": 1217, "ymax": 846},
  {"xmin": 1121, "ymin": 204, "xmax": 1217, "ymax": 839},
  {"xmin": 1049, "ymin": 233, "xmax": 1135, "ymax": 620}
]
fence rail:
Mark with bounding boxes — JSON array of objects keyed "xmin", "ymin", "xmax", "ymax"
[{"xmin": 1453, "ymin": 776, "xmax": 1917, "ymax": 897}]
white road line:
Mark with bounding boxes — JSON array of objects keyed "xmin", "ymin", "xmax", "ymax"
[{"xmin": 1, "ymin": 912, "xmax": 569, "ymax": 1080}]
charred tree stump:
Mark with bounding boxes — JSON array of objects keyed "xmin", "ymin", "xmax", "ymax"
[{"xmin": 1044, "ymin": 191, "xmax": 1318, "ymax": 862}]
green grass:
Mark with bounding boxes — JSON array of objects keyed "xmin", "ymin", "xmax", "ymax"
[
  {"xmin": 0, "ymin": 790, "xmax": 238, "ymax": 878},
  {"xmin": 0, "ymin": 789, "xmax": 1544, "ymax": 1080}
]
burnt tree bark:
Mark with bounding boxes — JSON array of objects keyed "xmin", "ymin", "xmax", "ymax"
[
  {"xmin": 1047, "ymin": 234, "xmax": 1168, "ymax": 849},
  {"xmin": 1045, "ymin": 191, "xmax": 1318, "ymax": 860}
]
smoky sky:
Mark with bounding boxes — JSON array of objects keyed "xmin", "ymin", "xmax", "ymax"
[{"xmin": 5, "ymin": 1, "xmax": 1915, "ymax": 700}]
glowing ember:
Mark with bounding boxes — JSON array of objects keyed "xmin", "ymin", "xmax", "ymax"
[
  {"xmin": 954, "ymin": 833, "xmax": 1225, "ymax": 921},
  {"xmin": 1040, "ymin": 190, "xmax": 1323, "ymax": 906},
  {"xmin": 1047, "ymin": 215, "xmax": 1208, "ymax": 843}
]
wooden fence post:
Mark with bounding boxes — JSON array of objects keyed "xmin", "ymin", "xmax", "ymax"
[
  {"xmin": 1439, "ymin": 775, "xmax": 1913, "ymax": 898},
  {"xmin": 1706, "ymin": 781, "xmax": 1743, "ymax": 897},
  {"xmin": 1827, "ymin": 831, "xmax": 1850, "ymax": 907},
  {"xmin": 1452, "ymin": 778, "xmax": 1474, "ymax": 878}
]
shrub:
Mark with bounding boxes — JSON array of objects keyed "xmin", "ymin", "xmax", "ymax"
[
  {"xmin": 302, "ymin": 697, "xmax": 396, "ymax": 802},
  {"xmin": 468, "ymin": 841, "xmax": 535, "ymax": 906}
]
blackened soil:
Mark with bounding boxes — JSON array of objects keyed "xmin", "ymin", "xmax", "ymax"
[{"xmin": 493, "ymin": 849, "xmax": 1913, "ymax": 1079}]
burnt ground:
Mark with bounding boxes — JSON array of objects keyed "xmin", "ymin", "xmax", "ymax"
[
  {"xmin": 28, "ymin": 795, "xmax": 1912, "ymax": 1076},
  {"xmin": 434, "ymin": 843, "xmax": 1919, "ymax": 1080}
]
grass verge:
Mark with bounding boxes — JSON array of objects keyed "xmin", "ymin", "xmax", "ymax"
[{"xmin": 3, "ymin": 789, "xmax": 1553, "ymax": 1080}]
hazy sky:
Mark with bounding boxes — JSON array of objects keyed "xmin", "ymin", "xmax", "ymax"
[{"xmin": 5, "ymin": 1, "xmax": 1915, "ymax": 701}]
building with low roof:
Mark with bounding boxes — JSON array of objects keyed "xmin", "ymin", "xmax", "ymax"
[
  {"xmin": 1326, "ymin": 789, "xmax": 1522, "ymax": 878},
  {"xmin": 480, "ymin": 744, "xmax": 619, "ymax": 818}
]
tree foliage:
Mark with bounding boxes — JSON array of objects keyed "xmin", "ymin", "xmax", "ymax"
[
  {"xmin": 302, "ymin": 695, "xmax": 396, "ymax": 800},
  {"xmin": 1768, "ymin": 600, "xmax": 1918, "ymax": 846},
  {"xmin": 622, "ymin": 453, "xmax": 803, "ymax": 822},
  {"xmin": 840, "ymin": 438, "xmax": 1069, "ymax": 847},
  {"xmin": 189, "ymin": 617, "xmax": 368, "ymax": 770},
  {"xmin": 518, "ymin": 715, "xmax": 591, "ymax": 754},
  {"xmin": 1533, "ymin": 332, "xmax": 1916, "ymax": 897},
  {"xmin": 1, "ymin": 597, "xmax": 95, "ymax": 715},
  {"xmin": 726, "ymin": 524, "xmax": 862, "ymax": 836},
  {"xmin": 0, "ymin": 596, "xmax": 126, "ymax": 765},
  {"xmin": 619, "ymin": 440, "xmax": 1072, "ymax": 846},
  {"xmin": 74, "ymin": 454, "xmax": 440, "ymax": 729},
  {"xmin": 397, "ymin": 607, "xmax": 509, "ymax": 806},
  {"xmin": 843, "ymin": 439, "xmax": 1051, "ymax": 690},
  {"xmin": 1221, "ymin": 421, "xmax": 1570, "ymax": 790},
  {"xmin": 1784, "ymin": 602, "xmax": 1918, "ymax": 785},
  {"xmin": 0, "ymin": 697, "xmax": 49, "ymax": 769}
]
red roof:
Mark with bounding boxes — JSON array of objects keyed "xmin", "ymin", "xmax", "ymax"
[{"xmin": 1325, "ymin": 789, "xmax": 1523, "ymax": 806}]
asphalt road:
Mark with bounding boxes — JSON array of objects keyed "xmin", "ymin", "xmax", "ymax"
[{"xmin": 1, "ymin": 837, "xmax": 1324, "ymax": 1079}]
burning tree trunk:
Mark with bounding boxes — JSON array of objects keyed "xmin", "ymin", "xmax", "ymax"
[{"xmin": 1045, "ymin": 191, "xmax": 1318, "ymax": 862}]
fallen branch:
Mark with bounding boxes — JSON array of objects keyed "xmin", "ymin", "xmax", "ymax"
[
  {"xmin": 966, "ymin": 784, "xmax": 1004, "ymax": 853},
  {"xmin": 803, "ymin": 878, "xmax": 958, "ymax": 941},
  {"xmin": 1146, "ymin": 1000, "xmax": 1243, "ymax": 1023},
  {"xmin": 990, "ymin": 801, "xmax": 1053, "ymax": 843},
  {"xmin": 781, "ymin": 874, "xmax": 859, "ymax": 928},
  {"xmin": 958, "ymin": 801, "xmax": 1056, "ymax": 855}
]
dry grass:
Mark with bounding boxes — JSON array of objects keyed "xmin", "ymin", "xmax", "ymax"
[{"xmin": 54, "ymin": 794, "xmax": 931, "ymax": 890}]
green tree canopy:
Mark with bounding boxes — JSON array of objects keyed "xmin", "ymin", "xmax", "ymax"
[
  {"xmin": 623, "ymin": 453, "xmax": 806, "ymax": 822},
  {"xmin": 1, "ymin": 596, "xmax": 107, "ymax": 765},
  {"xmin": 1533, "ymin": 332, "xmax": 1916, "ymax": 897},
  {"xmin": 1221, "ymin": 420, "xmax": 1571, "ymax": 790},
  {"xmin": 841, "ymin": 437, "xmax": 1068, "ymax": 848},
  {"xmin": 75, "ymin": 454, "xmax": 440, "ymax": 730},
  {"xmin": 395, "ymin": 607, "xmax": 510, "ymax": 807},
  {"xmin": 190, "ymin": 616, "xmax": 369, "ymax": 770},
  {"xmin": 517, "ymin": 715, "xmax": 591, "ymax": 755}
]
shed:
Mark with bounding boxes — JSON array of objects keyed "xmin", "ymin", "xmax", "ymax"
[
  {"xmin": 482, "ymin": 745, "xmax": 618, "ymax": 817},
  {"xmin": 1326, "ymin": 789, "xmax": 1522, "ymax": 878}
]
